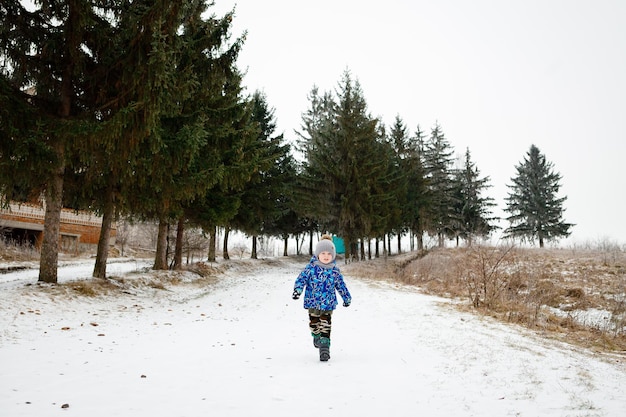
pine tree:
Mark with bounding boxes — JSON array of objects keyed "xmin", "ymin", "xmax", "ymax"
[
  {"xmin": 261, "ymin": 154, "xmax": 301, "ymax": 256},
  {"xmin": 452, "ymin": 148, "xmax": 497, "ymax": 246},
  {"xmin": 122, "ymin": 2, "xmax": 249, "ymax": 271},
  {"xmin": 230, "ymin": 91, "xmax": 290, "ymax": 259},
  {"xmin": 422, "ymin": 123, "xmax": 456, "ymax": 247},
  {"xmin": 383, "ymin": 116, "xmax": 411, "ymax": 255},
  {"xmin": 309, "ymin": 71, "xmax": 386, "ymax": 260},
  {"xmin": 405, "ymin": 125, "xmax": 429, "ymax": 250},
  {"xmin": 1, "ymin": 1, "xmax": 183, "ymax": 282},
  {"xmin": 504, "ymin": 144, "xmax": 574, "ymax": 247},
  {"xmin": 294, "ymin": 86, "xmax": 337, "ymax": 230}
]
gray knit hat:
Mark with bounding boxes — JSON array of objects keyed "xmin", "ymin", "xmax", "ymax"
[{"xmin": 315, "ymin": 237, "xmax": 336, "ymax": 260}]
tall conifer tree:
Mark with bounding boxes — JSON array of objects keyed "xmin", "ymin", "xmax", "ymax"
[
  {"xmin": 451, "ymin": 148, "xmax": 497, "ymax": 246},
  {"xmin": 406, "ymin": 125, "xmax": 429, "ymax": 250},
  {"xmin": 504, "ymin": 144, "xmax": 573, "ymax": 247},
  {"xmin": 1, "ymin": 1, "xmax": 184, "ymax": 282},
  {"xmin": 230, "ymin": 91, "xmax": 289, "ymax": 259},
  {"xmin": 422, "ymin": 123, "xmax": 456, "ymax": 247}
]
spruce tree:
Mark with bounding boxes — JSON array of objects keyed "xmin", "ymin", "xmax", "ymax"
[
  {"xmin": 122, "ymin": 3, "xmax": 249, "ymax": 271},
  {"xmin": 386, "ymin": 116, "xmax": 410, "ymax": 254},
  {"xmin": 405, "ymin": 125, "xmax": 429, "ymax": 250},
  {"xmin": 1, "ymin": 1, "xmax": 182, "ymax": 282},
  {"xmin": 422, "ymin": 123, "xmax": 456, "ymax": 247},
  {"xmin": 314, "ymin": 71, "xmax": 385, "ymax": 260},
  {"xmin": 230, "ymin": 91, "xmax": 290, "ymax": 259},
  {"xmin": 504, "ymin": 144, "xmax": 573, "ymax": 247},
  {"xmin": 261, "ymin": 154, "xmax": 301, "ymax": 257},
  {"xmin": 294, "ymin": 86, "xmax": 337, "ymax": 229},
  {"xmin": 452, "ymin": 148, "xmax": 497, "ymax": 246}
]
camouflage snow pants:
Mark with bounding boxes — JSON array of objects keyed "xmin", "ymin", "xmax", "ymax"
[{"xmin": 308, "ymin": 308, "xmax": 333, "ymax": 338}]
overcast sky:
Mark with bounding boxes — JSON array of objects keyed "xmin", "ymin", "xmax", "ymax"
[{"xmin": 211, "ymin": 0, "xmax": 626, "ymax": 246}]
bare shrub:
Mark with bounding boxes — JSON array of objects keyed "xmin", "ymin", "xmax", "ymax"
[{"xmin": 459, "ymin": 244, "xmax": 516, "ymax": 308}]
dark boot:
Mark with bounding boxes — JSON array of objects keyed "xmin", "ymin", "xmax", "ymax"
[{"xmin": 319, "ymin": 336, "xmax": 330, "ymax": 361}]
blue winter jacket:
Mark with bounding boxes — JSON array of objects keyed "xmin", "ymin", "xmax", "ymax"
[{"xmin": 293, "ymin": 257, "xmax": 352, "ymax": 310}]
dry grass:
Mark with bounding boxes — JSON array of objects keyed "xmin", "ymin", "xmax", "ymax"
[
  {"xmin": 343, "ymin": 245, "xmax": 626, "ymax": 353},
  {"xmin": 0, "ymin": 239, "xmax": 39, "ymax": 263}
]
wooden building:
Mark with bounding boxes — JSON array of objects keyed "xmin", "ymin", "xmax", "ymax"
[{"xmin": 0, "ymin": 200, "xmax": 115, "ymax": 254}]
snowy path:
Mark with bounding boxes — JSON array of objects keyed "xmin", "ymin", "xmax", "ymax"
[{"xmin": 1, "ymin": 258, "xmax": 625, "ymax": 416}]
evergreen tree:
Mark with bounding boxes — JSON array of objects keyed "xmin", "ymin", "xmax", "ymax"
[
  {"xmin": 422, "ymin": 122, "xmax": 456, "ymax": 247},
  {"xmin": 405, "ymin": 125, "xmax": 429, "ymax": 250},
  {"xmin": 1, "ymin": 0, "xmax": 184, "ymax": 282},
  {"xmin": 452, "ymin": 148, "xmax": 497, "ymax": 246},
  {"xmin": 504, "ymin": 144, "xmax": 573, "ymax": 247},
  {"xmin": 362, "ymin": 121, "xmax": 403, "ymax": 257},
  {"xmin": 261, "ymin": 151, "xmax": 301, "ymax": 256},
  {"xmin": 386, "ymin": 115, "xmax": 412, "ymax": 254},
  {"xmin": 230, "ymin": 91, "xmax": 290, "ymax": 259},
  {"xmin": 185, "ymin": 91, "xmax": 260, "ymax": 262},
  {"xmin": 1, "ymin": 1, "xmax": 100, "ymax": 283},
  {"xmin": 294, "ymin": 86, "xmax": 337, "ymax": 229},
  {"xmin": 124, "ymin": 2, "xmax": 249, "ymax": 271},
  {"xmin": 306, "ymin": 71, "xmax": 387, "ymax": 260}
]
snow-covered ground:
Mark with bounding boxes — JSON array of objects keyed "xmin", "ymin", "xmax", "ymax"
[{"xmin": 1, "ymin": 256, "xmax": 625, "ymax": 416}]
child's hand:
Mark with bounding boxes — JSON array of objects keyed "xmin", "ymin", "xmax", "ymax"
[
  {"xmin": 343, "ymin": 300, "xmax": 350, "ymax": 307},
  {"xmin": 292, "ymin": 289, "xmax": 301, "ymax": 300}
]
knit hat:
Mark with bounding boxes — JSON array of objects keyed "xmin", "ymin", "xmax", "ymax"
[{"xmin": 315, "ymin": 236, "xmax": 336, "ymax": 260}]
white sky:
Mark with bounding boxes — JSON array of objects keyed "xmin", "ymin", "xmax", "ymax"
[{"xmin": 212, "ymin": 0, "xmax": 626, "ymax": 246}]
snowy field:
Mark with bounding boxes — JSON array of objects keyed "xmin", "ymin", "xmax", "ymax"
[{"xmin": 1, "ymin": 256, "xmax": 625, "ymax": 417}]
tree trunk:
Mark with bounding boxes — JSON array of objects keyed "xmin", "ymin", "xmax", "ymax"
[
  {"xmin": 39, "ymin": 1, "xmax": 79, "ymax": 283},
  {"xmin": 397, "ymin": 234, "xmax": 401, "ymax": 254},
  {"xmin": 344, "ymin": 233, "xmax": 355, "ymax": 263},
  {"xmin": 417, "ymin": 229, "xmax": 424, "ymax": 251},
  {"xmin": 251, "ymin": 235, "xmax": 258, "ymax": 259},
  {"xmin": 308, "ymin": 230, "xmax": 314, "ymax": 257},
  {"xmin": 153, "ymin": 218, "xmax": 169, "ymax": 270},
  {"xmin": 382, "ymin": 235, "xmax": 387, "ymax": 258},
  {"xmin": 38, "ymin": 155, "xmax": 64, "ymax": 283},
  {"xmin": 207, "ymin": 225, "xmax": 217, "ymax": 262},
  {"xmin": 93, "ymin": 185, "xmax": 115, "ymax": 278},
  {"xmin": 173, "ymin": 216, "xmax": 184, "ymax": 270},
  {"xmin": 283, "ymin": 237, "xmax": 288, "ymax": 256},
  {"xmin": 223, "ymin": 225, "xmax": 230, "ymax": 260}
]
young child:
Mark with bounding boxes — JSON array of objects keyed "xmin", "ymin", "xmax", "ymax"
[{"xmin": 292, "ymin": 234, "xmax": 351, "ymax": 361}]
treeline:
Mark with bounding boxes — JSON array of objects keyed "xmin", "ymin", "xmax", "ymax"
[
  {"xmin": 0, "ymin": 1, "xmax": 572, "ymax": 283},
  {"xmin": 295, "ymin": 73, "xmax": 498, "ymax": 261}
]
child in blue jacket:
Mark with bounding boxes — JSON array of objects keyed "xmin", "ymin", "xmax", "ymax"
[{"xmin": 292, "ymin": 234, "xmax": 351, "ymax": 361}]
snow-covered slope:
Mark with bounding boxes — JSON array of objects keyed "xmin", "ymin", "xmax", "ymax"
[{"xmin": 1, "ymin": 257, "xmax": 625, "ymax": 416}]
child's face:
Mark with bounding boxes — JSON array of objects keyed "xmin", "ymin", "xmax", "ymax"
[{"xmin": 318, "ymin": 251, "xmax": 334, "ymax": 264}]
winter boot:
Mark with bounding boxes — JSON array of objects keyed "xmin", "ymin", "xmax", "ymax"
[
  {"xmin": 312, "ymin": 333, "xmax": 321, "ymax": 348},
  {"xmin": 319, "ymin": 336, "xmax": 330, "ymax": 361}
]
